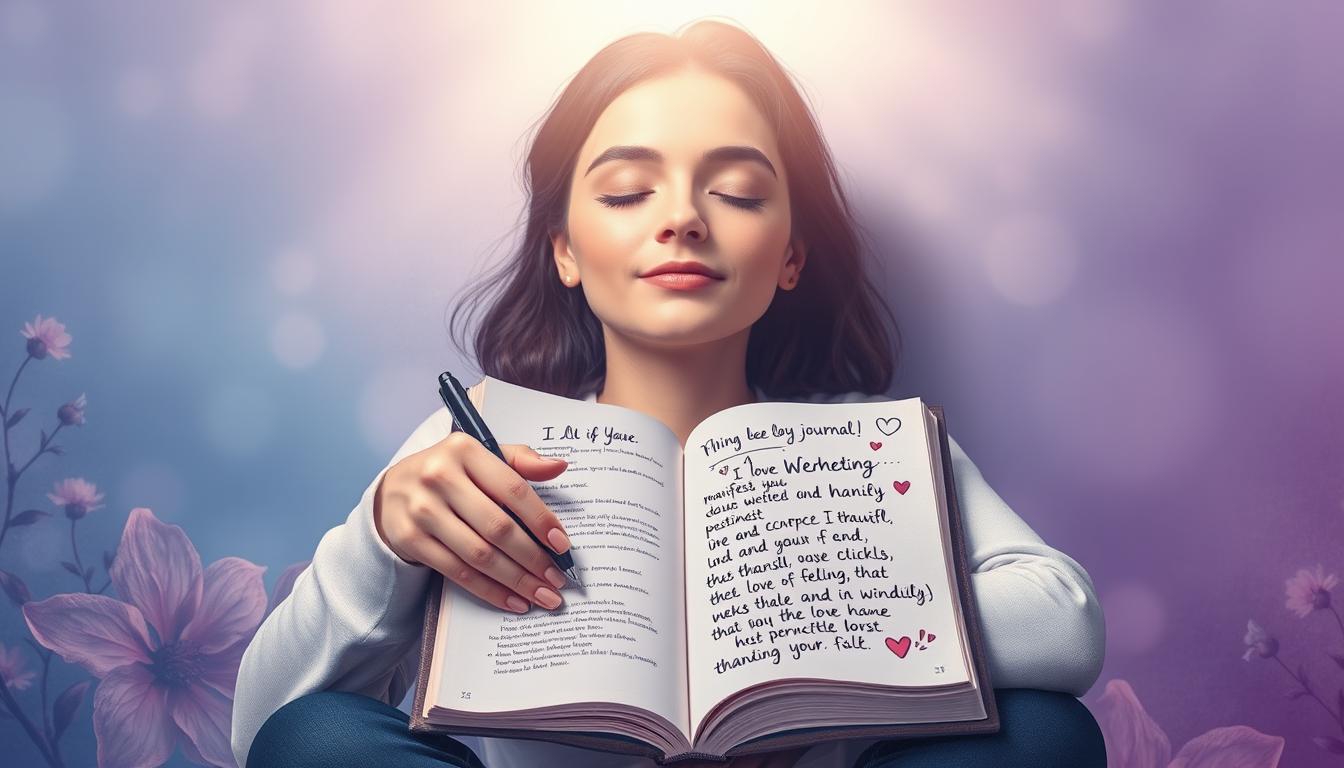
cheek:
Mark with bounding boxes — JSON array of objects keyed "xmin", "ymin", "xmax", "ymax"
[
  {"xmin": 569, "ymin": 205, "xmax": 644, "ymax": 270},
  {"xmin": 718, "ymin": 213, "xmax": 791, "ymax": 282}
]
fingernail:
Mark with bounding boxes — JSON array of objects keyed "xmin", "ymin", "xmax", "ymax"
[
  {"xmin": 505, "ymin": 595, "xmax": 529, "ymax": 613},
  {"xmin": 534, "ymin": 586, "xmax": 562, "ymax": 609},
  {"xmin": 547, "ymin": 528, "xmax": 571, "ymax": 553},
  {"xmin": 545, "ymin": 567, "xmax": 567, "ymax": 589}
]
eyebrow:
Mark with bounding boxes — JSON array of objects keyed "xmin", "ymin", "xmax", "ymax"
[{"xmin": 583, "ymin": 144, "xmax": 777, "ymax": 179}]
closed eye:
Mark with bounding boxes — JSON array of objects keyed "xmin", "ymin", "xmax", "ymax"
[{"xmin": 595, "ymin": 192, "xmax": 766, "ymax": 212}]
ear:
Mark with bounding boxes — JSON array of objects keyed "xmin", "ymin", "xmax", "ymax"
[
  {"xmin": 551, "ymin": 229, "xmax": 579, "ymax": 286},
  {"xmin": 780, "ymin": 238, "xmax": 807, "ymax": 290}
]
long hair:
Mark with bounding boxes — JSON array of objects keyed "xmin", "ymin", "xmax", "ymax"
[{"xmin": 448, "ymin": 18, "xmax": 901, "ymax": 400}]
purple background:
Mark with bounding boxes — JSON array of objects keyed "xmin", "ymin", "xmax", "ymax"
[{"xmin": 1, "ymin": 2, "xmax": 1341, "ymax": 766}]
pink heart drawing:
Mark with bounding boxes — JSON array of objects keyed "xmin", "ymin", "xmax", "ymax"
[
  {"xmin": 893, "ymin": 480, "xmax": 911, "ymax": 495},
  {"xmin": 927, "ymin": 632, "xmax": 936, "ymax": 643},
  {"xmin": 718, "ymin": 466, "xmax": 729, "ymax": 475},
  {"xmin": 885, "ymin": 636, "xmax": 912, "ymax": 658},
  {"xmin": 869, "ymin": 441, "xmax": 882, "ymax": 451}
]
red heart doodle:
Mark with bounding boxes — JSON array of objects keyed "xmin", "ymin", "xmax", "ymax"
[
  {"xmin": 893, "ymin": 480, "xmax": 911, "ymax": 495},
  {"xmin": 718, "ymin": 466, "xmax": 728, "ymax": 475},
  {"xmin": 927, "ymin": 633, "xmax": 936, "ymax": 643},
  {"xmin": 885, "ymin": 636, "xmax": 912, "ymax": 658},
  {"xmin": 869, "ymin": 441, "xmax": 882, "ymax": 451}
]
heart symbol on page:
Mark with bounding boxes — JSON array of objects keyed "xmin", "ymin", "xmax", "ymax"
[
  {"xmin": 718, "ymin": 466, "xmax": 729, "ymax": 475},
  {"xmin": 876, "ymin": 417, "xmax": 902, "ymax": 436},
  {"xmin": 893, "ymin": 480, "xmax": 911, "ymax": 495},
  {"xmin": 869, "ymin": 441, "xmax": 882, "ymax": 451},
  {"xmin": 885, "ymin": 636, "xmax": 912, "ymax": 658}
]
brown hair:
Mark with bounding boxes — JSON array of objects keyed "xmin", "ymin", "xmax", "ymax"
[{"xmin": 448, "ymin": 17, "xmax": 901, "ymax": 400}]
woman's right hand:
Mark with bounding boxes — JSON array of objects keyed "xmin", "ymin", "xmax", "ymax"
[{"xmin": 373, "ymin": 432, "xmax": 572, "ymax": 614}]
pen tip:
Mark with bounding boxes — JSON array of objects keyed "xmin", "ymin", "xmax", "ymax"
[{"xmin": 563, "ymin": 567, "xmax": 583, "ymax": 587}]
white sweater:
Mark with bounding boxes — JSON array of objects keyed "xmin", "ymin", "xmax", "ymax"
[{"xmin": 231, "ymin": 386, "xmax": 1105, "ymax": 768}]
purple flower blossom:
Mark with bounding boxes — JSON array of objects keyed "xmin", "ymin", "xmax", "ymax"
[
  {"xmin": 0, "ymin": 642, "xmax": 37, "ymax": 691},
  {"xmin": 1242, "ymin": 619, "xmax": 1279, "ymax": 661},
  {"xmin": 1095, "ymin": 678, "xmax": 1284, "ymax": 767},
  {"xmin": 46, "ymin": 477, "xmax": 106, "ymax": 520},
  {"xmin": 58, "ymin": 392, "xmax": 87, "ymax": 426},
  {"xmin": 1284, "ymin": 563, "xmax": 1339, "ymax": 618},
  {"xmin": 22, "ymin": 507, "xmax": 268, "ymax": 768},
  {"xmin": 19, "ymin": 314, "xmax": 72, "ymax": 360}
]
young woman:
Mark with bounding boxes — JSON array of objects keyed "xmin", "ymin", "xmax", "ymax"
[{"xmin": 232, "ymin": 19, "xmax": 1106, "ymax": 768}]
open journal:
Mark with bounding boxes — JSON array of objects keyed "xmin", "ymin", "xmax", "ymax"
[{"xmin": 409, "ymin": 376, "xmax": 998, "ymax": 764}]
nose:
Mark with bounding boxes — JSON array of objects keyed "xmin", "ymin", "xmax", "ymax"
[{"xmin": 656, "ymin": 196, "xmax": 707, "ymax": 244}]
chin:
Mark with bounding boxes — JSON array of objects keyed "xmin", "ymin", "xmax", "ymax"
[{"xmin": 632, "ymin": 319, "xmax": 751, "ymax": 349}]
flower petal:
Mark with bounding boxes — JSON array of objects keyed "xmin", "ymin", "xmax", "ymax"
[
  {"xmin": 93, "ymin": 664, "xmax": 177, "ymax": 768},
  {"xmin": 110, "ymin": 507, "xmax": 204, "ymax": 645},
  {"xmin": 1093, "ymin": 679, "xmax": 1171, "ymax": 768},
  {"xmin": 1170, "ymin": 725, "xmax": 1285, "ymax": 767},
  {"xmin": 169, "ymin": 683, "xmax": 237, "ymax": 768},
  {"xmin": 22, "ymin": 593, "xmax": 153, "ymax": 678},
  {"xmin": 197, "ymin": 639, "xmax": 248, "ymax": 699},
  {"xmin": 179, "ymin": 557, "xmax": 267, "ymax": 655}
]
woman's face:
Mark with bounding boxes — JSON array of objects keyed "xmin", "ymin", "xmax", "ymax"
[{"xmin": 552, "ymin": 66, "xmax": 804, "ymax": 349}]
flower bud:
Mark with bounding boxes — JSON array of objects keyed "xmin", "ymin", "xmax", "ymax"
[
  {"xmin": 1253, "ymin": 637, "xmax": 1278, "ymax": 658},
  {"xmin": 26, "ymin": 337, "xmax": 48, "ymax": 359},
  {"xmin": 57, "ymin": 394, "xmax": 86, "ymax": 426}
]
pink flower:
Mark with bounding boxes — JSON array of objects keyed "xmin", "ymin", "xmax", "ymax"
[
  {"xmin": 1094, "ymin": 678, "xmax": 1284, "ymax": 767},
  {"xmin": 19, "ymin": 314, "xmax": 72, "ymax": 360},
  {"xmin": 46, "ymin": 477, "xmax": 106, "ymax": 520},
  {"xmin": 1284, "ymin": 563, "xmax": 1339, "ymax": 618},
  {"xmin": 59, "ymin": 392, "xmax": 88, "ymax": 426},
  {"xmin": 22, "ymin": 507, "xmax": 267, "ymax": 768},
  {"xmin": 0, "ymin": 642, "xmax": 37, "ymax": 691}
]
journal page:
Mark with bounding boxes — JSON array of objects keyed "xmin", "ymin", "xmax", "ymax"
[
  {"xmin": 681, "ymin": 398, "xmax": 971, "ymax": 735},
  {"xmin": 433, "ymin": 377, "xmax": 690, "ymax": 739}
]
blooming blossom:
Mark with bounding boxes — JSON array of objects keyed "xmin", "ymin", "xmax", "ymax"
[
  {"xmin": 1241, "ymin": 619, "xmax": 1279, "ymax": 661},
  {"xmin": 0, "ymin": 643, "xmax": 37, "ymax": 691},
  {"xmin": 19, "ymin": 314, "xmax": 72, "ymax": 360},
  {"xmin": 58, "ymin": 392, "xmax": 88, "ymax": 426},
  {"xmin": 23, "ymin": 507, "xmax": 268, "ymax": 768},
  {"xmin": 1284, "ymin": 563, "xmax": 1339, "ymax": 618},
  {"xmin": 46, "ymin": 477, "xmax": 106, "ymax": 520},
  {"xmin": 1094, "ymin": 678, "xmax": 1284, "ymax": 767}
]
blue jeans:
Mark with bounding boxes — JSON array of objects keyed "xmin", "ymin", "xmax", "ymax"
[{"xmin": 248, "ymin": 688, "xmax": 1105, "ymax": 767}]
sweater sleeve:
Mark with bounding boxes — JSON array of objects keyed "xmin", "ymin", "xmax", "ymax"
[
  {"xmin": 948, "ymin": 433, "xmax": 1106, "ymax": 697},
  {"xmin": 230, "ymin": 405, "xmax": 454, "ymax": 767}
]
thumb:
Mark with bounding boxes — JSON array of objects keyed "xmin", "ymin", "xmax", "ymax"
[{"xmin": 501, "ymin": 443, "xmax": 568, "ymax": 478}]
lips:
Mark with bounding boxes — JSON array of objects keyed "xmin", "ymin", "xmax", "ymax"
[{"xmin": 638, "ymin": 260, "xmax": 725, "ymax": 279}]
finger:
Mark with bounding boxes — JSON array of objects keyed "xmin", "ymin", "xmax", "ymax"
[
  {"xmin": 405, "ymin": 534, "xmax": 531, "ymax": 614},
  {"xmin": 424, "ymin": 495, "xmax": 564, "ymax": 610},
  {"xmin": 460, "ymin": 440, "xmax": 572, "ymax": 555},
  {"xmin": 444, "ymin": 477, "xmax": 570, "ymax": 591}
]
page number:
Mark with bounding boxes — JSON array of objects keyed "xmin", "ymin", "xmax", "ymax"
[
  {"xmin": 933, "ymin": 665, "xmax": 945, "ymax": 674},
  {"xmin": 460, "ymin": 691, "xmax": 472, "ymax": 699}
]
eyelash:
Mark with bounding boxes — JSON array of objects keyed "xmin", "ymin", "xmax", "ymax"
[{"xmin": 596, "ymin": 192, "xmax": 766, "ymax": 212}]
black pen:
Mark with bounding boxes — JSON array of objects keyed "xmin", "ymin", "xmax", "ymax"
[{"xmin": 437, "ymin": 371, "xmax": 581, "ymax": 587}]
